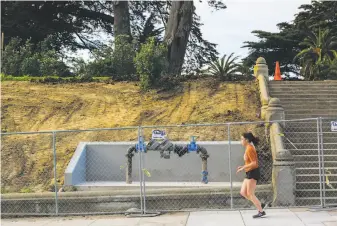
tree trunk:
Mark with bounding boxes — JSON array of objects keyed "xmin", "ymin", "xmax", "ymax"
[
  {"xmin": 113, "ymin": 1, "xmax": 131, "ymax": 38},
  {"xmin": 164, "ymin": 1, "xmax": 194, "ymax": 76}
]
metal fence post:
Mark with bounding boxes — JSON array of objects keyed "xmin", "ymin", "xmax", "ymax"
[
  {"xmin": 140, "ymin": 127, "xmax": 146, "ymax": 214},
  {"xmin": 137, "ymin": 126, "xmax": 144, "ymax": 214},
  {"xmin": 228, "ymin": 123, "xmax": 233, "ymax": 209},
  {"xmin": 319, "ymin": 117, "xmax": 326, "ymax": 208},
  {"xmin": 316, "ymin": 118, "xmax": 324, "ymax": 208},
  {"xmin": 52, "ymin": 132, "xmax": 59, "ymax": 215}
]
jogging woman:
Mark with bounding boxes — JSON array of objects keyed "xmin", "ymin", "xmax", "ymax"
[{"xmin": 237, "ymin": 132, "xmax": 266, "ymax": 218}]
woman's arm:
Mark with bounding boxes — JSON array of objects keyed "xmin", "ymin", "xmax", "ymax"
[
  {"xmin": 237, "ymin": 147, "xmax": 258, "ymax": 173},
  {"xmin": 243, "ymin": 161, "xmax": 258, "ymax": 170}
]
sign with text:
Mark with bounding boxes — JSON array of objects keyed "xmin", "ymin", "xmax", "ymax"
[
  {"xmin": 331, "ymin": 121, "xmax": 337, "ymax": 132},
  {"xmin": 151, "ymin": 130, "xmax": 166, "ymax": 140}
]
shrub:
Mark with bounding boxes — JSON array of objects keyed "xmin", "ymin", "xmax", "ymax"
[
  {"xmin": 112, "ymin": 35, "xmax": 136, "ymax": 81},
  {"xmin": 21, "ymin": 54, "xmax": 41, "ymax": 76},
  {"xmin": 202, "ymin": 53, "xmax": 240, "ymax": 81},
  {"xmin": 134, "ymin": 37, "xmax": 168, "ymax": 91},
  {"xmin": 1, "ymin": 37, "xmax": 71, "ymax": 77}
]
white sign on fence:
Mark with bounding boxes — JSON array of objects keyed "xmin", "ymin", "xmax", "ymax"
[
  {"xmin": 331, "ymin": 121, "xmax": 337, "ymax": 132},
  {"xmin": 152, "ymin": 130, "xmax": 167, "ymax": 140}
]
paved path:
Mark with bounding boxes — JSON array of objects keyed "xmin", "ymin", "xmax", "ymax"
[{"xmin": 2, "ymin": 209, "xmax": 337, "ymax": 226}]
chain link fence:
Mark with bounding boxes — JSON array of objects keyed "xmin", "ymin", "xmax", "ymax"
[
  {"xmin": 1, "ymin": 132, "xmax": 56, "ymax": 216},
  {"xmin": 140, "ymin": 124, "xmax": 230, "ymax": 212},
  {"xmin": 1, "ymin": 118, "xmax": 336, "ymax": 216},
  {"xmin": 320, "ymin": 117, "xmax": 337, "ymax": 207}
]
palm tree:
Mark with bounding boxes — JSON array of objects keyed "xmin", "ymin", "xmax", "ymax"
[
  {"xmin": 320, "ymin": 58, "xmax": 337, "ymax": 80},
  {"xmin": 294, "ymin": 28, "xmax": 337, "ymax": 80},
  {"xmin": 203, "ymin": 53, "xmax": 239, "ymax": 81}
]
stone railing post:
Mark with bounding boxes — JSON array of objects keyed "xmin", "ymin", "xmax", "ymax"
[
  {"xmin": 270, "ymin": 123, "xmax": 296, "ymax": 206},
  {"xmin": 253, "ymin": 57, "xmax": 295, "ymax": 206},
  {"xmin": 265, "ymin": 98, "xmax": 286, "ymax": 127},
  {"xmin": 254, "ymin": 57, "xmax": 270, "ymax": 119}
]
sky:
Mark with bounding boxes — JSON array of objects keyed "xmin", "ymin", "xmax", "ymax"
[
  {"xmin": 75, "ymin": 0, "xmax": 310, "ymax": 63},
  {"xmin": 194, "ymin": 0, "xmax": 310, "ymax": 59}
]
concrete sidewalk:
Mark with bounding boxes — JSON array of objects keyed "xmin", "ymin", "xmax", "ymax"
[{"xmin": 2, "ymin": 209, "xmax": 337, "ymax": 226}]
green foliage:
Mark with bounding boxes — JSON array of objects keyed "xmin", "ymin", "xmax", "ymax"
[
  {"xmin": 243, "ymin": 1, "xmax": 337, "ymax": 80},
  {"xmin": 1, "ymin": 1, "xmax": 115, "ymax": 51},
  {"xmin": 2, "ymin": 37, "xmax": 71, "ymax": 77},
  {"xmin": 134, "ymin": 37, "xmax": 168, "ymax": 90},
  {"xmin": 294, "ymin": 29, "xmax": 337, "ymax": 80},
  {"xmin": 73, "ymin": 42, "xmax": 115, "ymax": 78},
  {"xmin": 0, "ymin": 74, "xmax": 110, "ymax": 83},
  {"xmin": 203, "ymin": 53, "xmax": 239, "ymax": 81},
  {"xmin": 111, "ymin": 35, "xmax": 137, "ymax": 81},
  {"xmin": 20, "ymin": 187, "xmax": 33, "ymax": 193},
  {"xmin": 242, "ymin": 23, "xmax": 303, "ymax": 77},
  {"xmin": 1, "ymin": 74, "xmax": 32, "ymax": 81},
  {"xmin": 72, "ymin": 37, "xmax": 137, "ymax": 81},
  {"xmin": 2, "ymin": 1, "xmax": 227, "ymax": 78}
]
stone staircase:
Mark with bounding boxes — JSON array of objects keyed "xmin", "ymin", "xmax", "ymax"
[{"xmin": 269, "ymin": 81, "xmax": 337, "ymax": 206}]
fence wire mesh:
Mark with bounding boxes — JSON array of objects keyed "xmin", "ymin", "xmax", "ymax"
[
  {"xmin": 140, "ymin": 124, "xmax": 230, "ymax": 211},
  {"xmin": 281, "ymin": 119, "xmax": 322, "ymax": 207},
  {"xmin": 1, "ymin": 133, "xmax": 56, "ymax": 215},
  {"xmin": 227, "ymin": 122, "xmax": 273, "ymax": 209},
  {"xmin": 1, "ymin": 118, "xmax": 336, "ymax": 216},
  {"xmin": 55, "ymin": 128, "xmax": 142, "ymax": 215},
  {"xmin": 320, "ymin": 117, "xmax": 337, "ymax": 207}
]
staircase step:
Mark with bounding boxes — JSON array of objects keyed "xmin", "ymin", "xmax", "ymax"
[
  {"xmin": 286, "ymin": 114, "xmax": 337, "ymax": 120},
  {"xmin": 285, "ymin": 127, "xmax": 333, "ymax": 133},
  {"xmin": 281, "ymin": 104, "xmax": 337, "ymax": 109},
  {"xmin": 278, "ymin": 99, "xmax": 337, "ymax": 103},
  {"xmin": 293, "ymin": 155, "xmax": 337, "ymax": 162},
  {"xmin": 284, "ymin": 110, "xmax": 337, "ymax": 114},
  {"xmin": 270, "ymin": 89, "xmax": 337, "ymax": 93},
  {"xmin": 295, "ymin": 161, "xmax": 337, "ymax": 168},
  {"xmin": 296, "ymin": 174, "xmax": 337, "ymax": 182},
  {"xmin": 286, "ymin": 143, "xmax": 337, "ymax": 149},
  {"xmin": 285, "ymin": 137, "xmax": 336, "ymax": 143},
  {"xmin": 270, "ymin": 83, "xmax": 337, "ymax": 87},
  {"xmin": 296, "ymin": 181, "xmax": 337, "ymax": 189},
  {"xmin": 270, "ymin": 80, "xmax": 337, "ymax": 84},
  {"xmin": 272, "ymin": 94, "xmax": 337, "ymax": 99},
  {"xmin": 290, "ymin": 149, "xmax": 337, "ymax": 156},
  {"xmin": 270, "ymin": 87, "xmax": 337, "ymax": 91},
  {"xmin": 285, "ymin": 132, "xmax": 337, "ymax": 138},
  {"xmin": 296, "ymin": 167, "xmax": 337, "ymax": 174},
  {"xmin": 270, "ymin": 82, "xmax": 337, "ymax": 86}
]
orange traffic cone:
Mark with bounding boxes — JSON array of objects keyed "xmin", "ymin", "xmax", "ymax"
[{"xmin": 274, "ymin": 61, "xmax": 282, "ymax": 81}]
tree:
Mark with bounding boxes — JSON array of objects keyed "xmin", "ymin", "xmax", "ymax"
[
  {"xmin": 242, "ymin": 23, "xmax": 304, "ymax": 77},
  {"xmin": 1, "ymin": 37, "xmax": 70, "ymax": 76},
  {"xmin": 242, "ymin": 1, "xmax": 337, "ymax": 79},
  {"xmin": 113, "ymin": 1, "xmax": 131, "ymax": 38},
  {"xmin": 203, "ymin": 53, "xmax": 239, "ymax": 81},
  {"xmin": 129, "ymin": 1, "xmax": 222, "ymax": 74},
  {"xmin": 2, "ymin": 0, "xmax": 226, "ymax": 78},
  {"xmin": 1, "ymin": 1, "xmax": 115, "ymax": 52},
  {"xmin": 294, "ymin": 29, "xmax": 337, "ymax": 80},
  {"xmin": 134, "ymin": 37, "xmax": 168, "ymax": 90},
  {"xmin": 164, "ymin": 1, "xmax": 194, "ymax": 76}
]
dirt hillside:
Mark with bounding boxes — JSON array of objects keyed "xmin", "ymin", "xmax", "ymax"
[{"xmin": 1, "ymin": 80, "xmax": 262, "ymax": 193}]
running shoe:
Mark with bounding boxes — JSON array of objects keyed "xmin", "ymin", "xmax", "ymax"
[{"xmin": 253, "ymin": 211, "xmax": 266, "ymax": 218}]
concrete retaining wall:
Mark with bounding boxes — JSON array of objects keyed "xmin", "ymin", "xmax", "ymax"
[
  {"xmin": 65, "ymin": 141, "xmax": 246, "ymax": 186},
  {"xmin": 1, "ymin": 185, "xmax": 273, "ymax": 216}
]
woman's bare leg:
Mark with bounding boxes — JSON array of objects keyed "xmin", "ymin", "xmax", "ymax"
[
  {"xmin": 240, "ymin": 179, "xmax": 249, "ymax": 200},
  {"xmin": 247, "ymin": 179, "xmax": 263, "ymax": 212}
]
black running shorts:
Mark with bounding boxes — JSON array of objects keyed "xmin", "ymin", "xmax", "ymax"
[{"xmin": 246, "ymin": 168, "xmax": 260, "ymax": 181}]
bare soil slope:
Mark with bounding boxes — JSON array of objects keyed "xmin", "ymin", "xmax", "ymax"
[{"xmin": 1, "ymin": 80, "xmax": 261, "ymax": 192}]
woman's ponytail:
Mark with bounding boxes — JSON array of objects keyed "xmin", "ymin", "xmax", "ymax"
[{"xmin": 242, "ymin": 132, "xmax": 259, "ymax": 146}]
